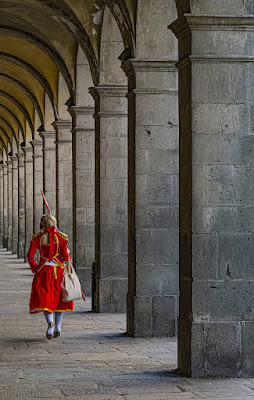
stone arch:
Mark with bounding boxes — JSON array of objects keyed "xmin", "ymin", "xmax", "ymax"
[
  {"xmin": 136, "ymin": 0, "xmax": 177, "ymax": 60},
  {"xmin": 57, "ymin": 71, "xmax": 72, "ymax": 121},
  {"xmin": 0, "ymin": 104, "xmax": 24, "ymax": 142},
  {"xmin": 100, "ymin": 5, "xmax": 126, "ymax": 85},
  {"xmin": 0, "ymin": 27, "xmax": 74, "ymax": 97},
  {"xmin": 0, "ymin": 74, "xmax": 44, "ymax": 125},
  {"xmin": 44, "ymin": 93, "xmax": 55, "ymax": 131},
  {"xmin": 0, "ymin": 53, "xmax": 58, "ymax": 118},
  {"xmin": 103, "ymin": 0, "xmax": 135, "ymax": 57},
  {"xmin": 75, "ymin": 46, "xmax": 93, "ymax": 107}
]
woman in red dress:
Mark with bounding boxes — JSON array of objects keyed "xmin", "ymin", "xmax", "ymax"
[{"xmin": 27, "ymin": 214, "xmax": 73, "ymax": 339}]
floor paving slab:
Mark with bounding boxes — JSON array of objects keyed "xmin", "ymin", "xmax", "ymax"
[{"xmin": 1, "ymin": 248, "xmax": 254, "ymax": 399}]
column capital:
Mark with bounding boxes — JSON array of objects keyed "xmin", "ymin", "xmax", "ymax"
[
  {"xmin": 52, "ymin": 120, "xmax": 72, "ymax": 131},
  {"xmin": 22, "ymin": 146, "xmax": 33, "ymax": 163},
  {"xmin": 122, "ymin": 59, "xmax": 177, "ymax": 78},
  {"xmin": 39, "ymin": 131, "xmax": 56, "ymax": 141},
  {"xmin": 170, "ymin": 15, "xmax": 254, "ymax": 39},
  {"xmin": 89, "ymin": 85, "xmax": 127, "ymax": 101},
  {"xmin": 30, "ymin": 140, "xmax": 43, "ymax": 158},
  {"xmin": 68, "ymin": 105, "xmax": 94, "ymax": 118},
  {"xmin": 10, "ymin": 156, "xmax": 18, "ymax": 169}
]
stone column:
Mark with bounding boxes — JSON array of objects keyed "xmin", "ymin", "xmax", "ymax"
[
  {"xmin": 69, "ymin": 106, "xmax": 95, "ymax": 297},
  {"xmin": 53, "ymin": 120, "xmax": 73, "ymax": 252},
  {"xmin": 122, "ymin": 60, "xmax": 179, "ymax": 337},
  {"xmin": 40, "ymin": 131, "xmax": 56, "ymax": 216},
  {"xmin": 17, "ymin": 151, "xmax": 25, "ymax": 259},
  {"xmin": 90, "ymin": 85, "xmax": 128, "ymax": 313},
  {"xmin": 170, "ymin": 13, "xmax": 254, "ymax": 377},
  {"xmin": 31, "ymin": 140, "xmax": 43, "ymax": 233},
  {"xmin": 7, "ymin": 160, "xmax": 13, "ymax": 251},
  {"xmin": 3, "ymin": 162, "xmax": 7, "ymax": 248},
  {"xmin": 23, "ymin": 146, "xmax": 33, "ymax": 259},
  {"xmin": 0, "ymin": 165, "xmax": 3, "ymax": 246},
  {"xmin": 11, "ymin": 156, "xmax": 18, "ymax": 254}
]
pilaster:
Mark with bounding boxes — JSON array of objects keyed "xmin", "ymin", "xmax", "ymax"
[
  {"xmin": 2, "ymin": 163, "xmax": 7, "ymax": 248},
  {"xmin": 22, "ymin": 146, "xmax": 33, "ymax": 260},
  {"xmin": 40, "ymin": 131, "xmax": 56, "ymax": 216},
  {"xmin": 11, "ymin": 156, "xmax": 18, "ymax": 254},
  {"xmin": 169, "ymin": 13, "xmax": 254, "ymax": 377},
  {"xmin": 53, "ymin": 120, "xmax": 73, "ymax": 253},
  {"xmin": 17, "ymin": 151, "xmax": 25, "ymax": 259},
  {"xmin": 69, "ymin": 106, "xmax": 95, "ymax": 296},
  {"xmin": 90, "ymin": 85, "xmax": 128, "ymax": 313},
  {"xmin": 30, "ymin": 140, "xmax": 43, "ymax": 233},
  {"xmin": 122, "ymin": 59, "xmax": 179, "ymax": 337},
  {"xmin": 6, "ymin": 160, "xmax": 13, "ymax": 251},
  {"xmin": 0, "ymin": 165, "xmax": 3, "ymax": 247}
]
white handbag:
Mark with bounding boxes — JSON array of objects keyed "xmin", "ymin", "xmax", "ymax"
[{"xmin": 61, "ymin": 256, "xmax": 83, "ymax": 302}]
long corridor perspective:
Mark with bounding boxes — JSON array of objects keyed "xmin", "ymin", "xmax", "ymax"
[{"xmin": 1, "ymin": 248, "xmax": 254, "ymax": 399}]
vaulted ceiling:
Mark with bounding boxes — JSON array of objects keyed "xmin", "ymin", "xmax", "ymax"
[{"xmin": 0, "ymin": 0, "xmax": 137, "ymax": 155}]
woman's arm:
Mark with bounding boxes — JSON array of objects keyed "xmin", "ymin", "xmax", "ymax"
[{"xmin": 27, "ymin": 238, "xmax": 39, "ymax": 273}]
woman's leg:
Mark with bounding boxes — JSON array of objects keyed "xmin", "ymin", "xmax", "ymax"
[
  {"xmin": 54, "ymin": 312, "xmax": 63, "ymax": 334},
  {"xmin": 43, "ymin": 311, "xmax": 54, "ymax": 338}
]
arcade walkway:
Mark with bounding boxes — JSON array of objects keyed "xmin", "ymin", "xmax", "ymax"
[{"xmin": 0, "ymin": 248, "xmax": 254, "ymax": 400}]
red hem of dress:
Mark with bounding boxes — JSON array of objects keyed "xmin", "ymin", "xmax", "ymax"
[{"xmin": 30, "ymin": 307, "xmax": 74, "ymax": 314}]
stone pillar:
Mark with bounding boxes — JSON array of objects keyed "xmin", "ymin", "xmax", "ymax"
[
  {"xmin": 23, "ymin": 146, "xmax": 33, "ymax": 259},
  {"xmin": 53, "ymin": 120, "xmax": 73, "ymax": 252},
  {"xmin": 90, "ymin": 85, "xmax": 128, "ymax": 313},
  {"xmin": 69, "ymin": 106, "xmax": 95, "ymax": 297},
  {"xmin": 170, "ymin": 13, "xmax": 254, "ymax": 377},
  {"xmin": 40, "ymin": 131, "xmax": 56, "ymax": 216},
  {"xmin": 3, "ymin": 162, "xmax": 7, "ymax": 248},
  {"xmin": 31, "ymin": 140, "xmax": 43, "ymax": 233},
  {"xmin": 0, "ymin": 165, "xmax": 3, "ymax": 246},
  {"xmin": 7, "ymin": 160, "xmax": 13, "ymax": 251},
  {"xmin": 122, "ymin": 60, "xmax": 179, "ymax": 337},
  {"xmin": 17, "ymin": 151, "xmax": 25, "ymax": 259},
  {"xmin": 11, "ymin": 156, "xmax": 18, "ymax": 254}
]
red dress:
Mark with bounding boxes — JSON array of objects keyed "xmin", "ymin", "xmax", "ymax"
[{"xmin": 27, "ymin": 228, "xmax": 74, "ymax": 314}]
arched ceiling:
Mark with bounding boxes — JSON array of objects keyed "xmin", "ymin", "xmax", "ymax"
[{"xmin": 0, "ymin": 0, "xmax": 137, "ymax": 151}]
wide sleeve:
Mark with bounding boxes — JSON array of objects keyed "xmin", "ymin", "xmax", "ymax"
[
  {"xmin": 59, "ymin": 239, "xmax": 70, "ymax": 263},
  {"xmin": 27, "ymin": 238, "xmax": 39, "ymax": 273}
]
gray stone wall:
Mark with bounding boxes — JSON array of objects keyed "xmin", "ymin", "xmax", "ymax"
[
  {"xmin": 122, "ymin": 59, "xmax": 179, "ymax": 337},
  {"xmin": 90, "ymin": 85, "xmax": 128, "ymax": 313},
  {"xmin": 11, "ymin": 156, "xmax": 18, "ymax": 254},
  {"xmin": 170, "ymin": 10, "xmax": 254, "ymax": 377},
  {"xmin": 23, "ymin": 147, "xmax": 33, "ymax": 260},
  {"xmin": 17, "ymin": 152, "xmax": 25, "ymax": 259},
  {"xmin": 7, "ymin": 160, "xmax": 12, "ymax": 251},
  {"xmin": 54, "ymin": 120, "xmax": 73, "ymax": 253},
  {"xmin": 31, "ymin": 140, "xmax": 43, "ymax": 233},
  {"xmin": 70, "ymin": 106, "xmax": 95, "ymax": 297},
  {"xmin": 3, "ymin": 164, "xmax": 7, "ymax": 248},
  {"xmin": 40, "ymin": 131, "xmax": 56, "ymax": 216},
  {"xmin": 0, "ymin": 165, "xmax": 3, "ymax": 247}
]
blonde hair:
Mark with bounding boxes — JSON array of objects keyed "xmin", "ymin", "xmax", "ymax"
[{"xmin": 40, "ymin": 214, "xmax": 57, "ymax": 232}]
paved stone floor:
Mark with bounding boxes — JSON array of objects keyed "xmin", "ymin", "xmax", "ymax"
[{"xmin": 1, "ymin": 248, "xmax": 254, "ymax": 399}]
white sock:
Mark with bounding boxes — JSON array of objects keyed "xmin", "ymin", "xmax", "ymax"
[
  {"xmin": 44, "ymin": 311, "xmax": 54, "ymax": 335},
  {"xmin": 54, "ymin": 312, "xmax": 63, "ymax": 333}
]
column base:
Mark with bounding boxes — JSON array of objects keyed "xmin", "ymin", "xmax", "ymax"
[
  {"xmin": 12, "ymin": 239, "xmax": 18, "ymax": 254},
  {"xmin": 127, "ymin": 293, "xmax": 178, "ymax": 337},
  {"xmin": 7, "ymin": 237, "xmax": 12, "ymax": 251},
  {"xmin": 94, "ymin": 278, "xmax": 128, "ymax": 313},
  {"xmin": 178, "ymin": 318, "xmax": 254, "ymax": 378},
  {"xmin": 17, "ymin": 242, "xmax": 25, "ymax": 259},
  {"xmin": 3, "ymin": 235, "xmax": 8, "ymax": 248}
]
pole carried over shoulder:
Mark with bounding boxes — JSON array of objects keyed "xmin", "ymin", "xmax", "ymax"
[{"xmin": 41, "ymin": 191, "xmax": 51, "ymax": 214}]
